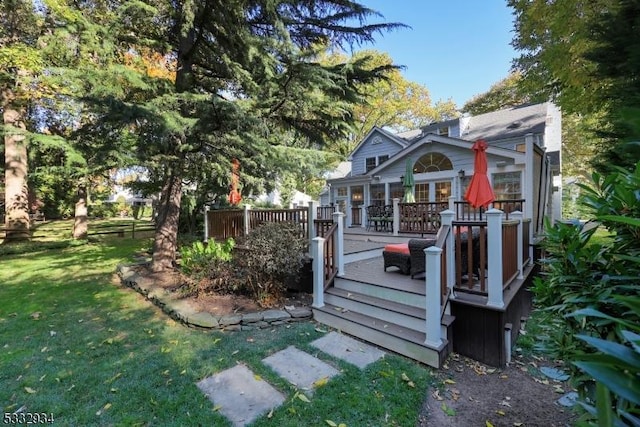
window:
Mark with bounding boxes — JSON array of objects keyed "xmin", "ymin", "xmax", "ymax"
[
  {"xmin": 336, "ymin": 187, "xmax": 347, "ymax": 197},
  {"xmin": 351, "ymin": 186, "xmax": 363, "ymax": 204},
  {"xmin": 370, "ymin": 184, "xmax": 385, "ymax": 206},
  {"xmin": 365, "ymin": 157, "xmax": 377, "ymax": 172},
  {"xmin": 492, "ymin": 172, "xmax": 521, "ymax": 200},
  {"xmin": 414, "ymin": 152, "xmax": 453, "ymax": 173},
  {"xmin": 435, "ymin": 181, "xmax": 451, "ymax": 202},
  {"xmin": 390, "ymin": 183, "xmax": 404, "ymax": 200},
  {"xmin": 438, "ymin": 126, "xmax": 449, "ymax": 137},
  {"xmin": 415, "ymin": 183, "xmax": 429, "ymax": 202},
  {"xmin": 366, "ymin": 155, "xmax": 389, "ymax": 172}
]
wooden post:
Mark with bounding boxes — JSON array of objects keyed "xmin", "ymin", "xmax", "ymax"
[
  {"xmin": 333, "ymin": 211, "xmax": 345, "ymax": 277},
  {"xmin": 392, "ymin": 198, "xmax": 400, "ymax": 236},
  {"xmin": 486, "ymin": 208, "xmax": 504, "ymax": 308},
  {"xmin": 425, "ymin": 246, "xmax": 443, "ymax": 347},
  {"xmin": 308, "ymin": 201, "xmax": 317, "ymax": 243},
  {"xmin": 312, "ymin": 236, "xmax": 325, "ymax": 308},
  {"xmin": 511, "ymin": 211, "xmax": 524, "ymax": 279},
  {"xmin": 203, "ymin": 205, "xmax": 210, "ymax": 242},
  {"xmin": 243, "ymin": 204, "xmax": 250, "ymax": 235},
  {"xmin": 440, "ymin": 209, "xmax": 456, "ymax": 297}
]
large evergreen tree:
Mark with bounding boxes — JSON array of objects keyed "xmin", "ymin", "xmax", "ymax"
[{"xmin": 63, "ymin": 0, "xmax": 403, "ymax": 271}]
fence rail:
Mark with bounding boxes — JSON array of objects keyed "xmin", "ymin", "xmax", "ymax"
[
  {"xmin": 501, "ymin": 220, "xmax": 519, "ymax": 288},
  {"xmin": 249, "ymin": 208, "xmax": 308, "ymax": 238},
  {"xmin": 207, "ymin": 209, "xmax": 244, "ymax": 240},
  {"xmin": 317, "ymin": 205, "xmax": 336, "ymax": 220}
]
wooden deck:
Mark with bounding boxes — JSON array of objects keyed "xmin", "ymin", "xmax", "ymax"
[{"xmin": 314, "ymin": 250, "xmax": 536, "ymax": 368}]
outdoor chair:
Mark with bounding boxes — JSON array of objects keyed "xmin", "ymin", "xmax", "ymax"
[
  {"xmin": 408, "ymin": 238, "xmax": 437, "ymax": 278},
  {"xmin": 382, "ymin": 243, "xmax": 411, "ymax": 275},
  {"xmin": 366, "ymin": 205, "xmax": 391, "ymax": 231}
]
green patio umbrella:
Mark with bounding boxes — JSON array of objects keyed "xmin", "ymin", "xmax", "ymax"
[{"xmin": 402, "ymin": 158, "xmax": 415, "ymax": 203}]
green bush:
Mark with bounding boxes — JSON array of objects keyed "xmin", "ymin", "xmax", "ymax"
[
  {"xmin": 179, "ymin": 238, "xmax": 235, "ymax": 277},
  {"xmin": 534, "ymin": 161, "xmax": 640, "ymax": 425}
]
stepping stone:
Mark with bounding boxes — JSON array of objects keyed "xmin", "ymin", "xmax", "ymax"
[
  {"xmin": 262, "ymin": 346, "xmax": 339, "ymax": 394},
  {"xmin": 557, "ymin": 391, "xmax": 579, "ymax": 407},
  {"xmin": 311, "ymin": 332, "xmax": 385, "ymax": 369},
  {"xmin": 540, "ymin": 366, "xmax": 570, "ymax": 382},
  {"xmin": 197, "ymin": 364, "xmax": 285, "ymax": 427}
]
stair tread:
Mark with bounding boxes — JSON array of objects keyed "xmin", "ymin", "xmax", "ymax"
[
  {"xmin": 315, "ymin": 303, "xmax": 447, "ymax": 350},
  {"xmin": 336, "ymin": 275, "xmax": 425, "ymax": 296},
  {"xmin": 326, "ymin": 287, "xmax": 426, "ymax": 320}
]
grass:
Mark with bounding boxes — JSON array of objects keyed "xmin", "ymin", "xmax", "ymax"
[{"xmin": 0, "ymin": 223, "xmax": 434, "ymax": 426}]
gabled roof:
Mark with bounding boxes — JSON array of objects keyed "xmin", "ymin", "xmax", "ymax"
[
  {"xmin": 347, "ymin": 126, "xmax": 408, "ymax": 161},
  {"xmin": 365, "ymin": 134, "xmax": 525, "ymax": 176},
  {"xmin": 461, "ymin": 103, "xmax": 549, "ymax": 142}
]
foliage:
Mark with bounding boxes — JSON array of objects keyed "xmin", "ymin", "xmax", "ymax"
[
  {"xmin": 533, "ymin": 161, "xmax": 640, "ymax": 424},
  {"xmin": 236, "ymin": 222, "xmax": 308, "ymax": 305},
  {"xmin": 179, "ymin": 238, "xmax": 234, "ymax": 277},
  {"xmin": 508, "ymin": 0, "xmax": 640, "ymax": 171},
  {"xmin": 322, "ymin": 50, "xmax": 458, "ymax": 157},
  {"xmin": 461, "ymin": 72, "xmax": 531, "ymax": 115}
]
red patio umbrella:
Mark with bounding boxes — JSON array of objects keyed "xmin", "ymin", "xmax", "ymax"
[
  {"xmin": 228, "ymin": 158, "xmax": 242, "ymax": 205},
  {"xmin": 464, "ymin": 139, "xmax": 495, "ymax": 209}
]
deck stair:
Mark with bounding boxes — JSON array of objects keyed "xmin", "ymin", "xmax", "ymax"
[{"xmin": 312, "ymin": 256, "xmax": 454, "ymax": 368}]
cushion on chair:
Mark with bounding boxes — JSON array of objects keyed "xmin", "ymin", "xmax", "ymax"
[{"xmin": 383, "ymin": 243, "xmax": 410, "ymax": 255}]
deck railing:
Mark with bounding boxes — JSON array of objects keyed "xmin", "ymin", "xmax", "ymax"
[
  {"xmin": 322, "ymin": 223, "xmax": 339, "ymax": 290},
  {"xmin": 452, "ymin": 221, "xmax": 488, "ymax": 294},
  {"xmin": 501, "ymin": 220, "xmax": 519, "ymax": 288},
  {"xmin": 314, "ymin": 218, "xmax": 334, "ymax": 237},
  {"xmin": 453, "ymin": 199, "xmax": 525, "ymax": 221},
  {"xmin": 398, "ymin": 201, "xmax": 448, "ymax": 235},
  {"xmin": 317, "ymin": 205, "xmax": 336, "ymax": 220}
]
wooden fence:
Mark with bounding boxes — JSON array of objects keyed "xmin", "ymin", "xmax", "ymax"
[
  {"xmin": 207, "ymin": 207, "xmax": 309, "ymax": 240},
  {"xmin": 317, "ymin": 205, "xmax": 335, "ymax": 220},
  {"xmin": 501, "ymin": 220, "xmax": 519, "ymax": 288}
]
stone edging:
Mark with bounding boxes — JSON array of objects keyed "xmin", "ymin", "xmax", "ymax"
[{"xmin": 116, "ymin": 264, "xmax": 313, "ymax": 330}]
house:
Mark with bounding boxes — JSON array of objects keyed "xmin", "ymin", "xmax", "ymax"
[
  {"xmin": 324, "ymin": 102, "xmax": 562, "ymax": 235},
  {"xmin": 253, "ymin": 188, "xmax": 313, "ymax": 208},
  {"xmin": 309, "ymin": 102, "xmax": 562, "ymax": 368}
]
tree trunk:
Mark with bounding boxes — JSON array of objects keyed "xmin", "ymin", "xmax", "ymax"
[
  {"xmin": 3, "ymin": 89, "xmax": 30, "ymax": 243},
  {"xmin": 151, "ymin": 172, "xmax": 182, "ymax": 272},
  {"xmin": 73, "ymin": 184, "xmax": 88, "ymax": 239}
]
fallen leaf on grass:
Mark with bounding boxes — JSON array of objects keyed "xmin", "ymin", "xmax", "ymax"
[
  {"xmin": 96, "ymin": 403, "xmax": 112, "ymax": 416},
  {"xmin": 253, "ymin": 374, "xmax": 263, "ymax": 381},
  {"xmin": 24, "ymin": 387, "xmax": 36, "ymax": 394},
  {"xmin": 486, "ymin": 422, "xmax": 494, "ymax": 427},
  {"xmin": 401, "ymin": 372, "xmax": 415, "ymax": 388},
  {"xmin": 444, "ymin": 378, "xmax": 455, "ymax": 384},
  {"xmin": 313, "ymin": 377, "xmax": 329, "ymax": 388},
  {"xmin": 496, "ymin": 410, "xmax": 506, "ymax": 416},
  {"xmin": 296, "ymin": 393, "xmax": 311, "ymax": 403},
  {"xmin": 431, "ymin": 389, "xmax": 444, "ymax": 401},
  {"xmin": 30, "ymin": 312, "xmax": 41, "ymax": 320}
]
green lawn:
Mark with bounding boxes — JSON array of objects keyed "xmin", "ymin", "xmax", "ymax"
[{"xmin": 0, "ymin": 229, "xmax": 433, "ymax": 426}]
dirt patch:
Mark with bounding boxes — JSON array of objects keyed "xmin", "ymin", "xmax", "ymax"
[
  {"xmin": 417, "ymin": 353, "xmax": 578, "ymax": 427},
  {"xmin": 130, "ymin": 264, "xmax": 312, "ymax": 316}
]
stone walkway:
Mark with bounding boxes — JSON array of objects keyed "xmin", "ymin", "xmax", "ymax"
[{"xmin": 196, "ymin": 331, "xmax": 386, "ymax": 427}]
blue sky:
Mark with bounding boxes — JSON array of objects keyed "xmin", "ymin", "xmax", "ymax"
[{"xmin": 356, "ymin": 0, "xmax": 517, "ymax": 108}]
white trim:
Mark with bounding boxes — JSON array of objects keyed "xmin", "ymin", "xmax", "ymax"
[{"xmin": 347, "ymin": 127, "xmax": 408, "ymax": 161}]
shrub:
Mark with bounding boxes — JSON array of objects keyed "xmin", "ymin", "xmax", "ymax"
[
  {"xmin": 179, "ymin": 238, "xmax": 235, "ymax": 277},
  {"xmin": 233, "ymin": 221, "xmax": 308, "ymax": 306},
  {"xmin": 534, "ymin": 161, "xmax": 640, "ymax": 424}
]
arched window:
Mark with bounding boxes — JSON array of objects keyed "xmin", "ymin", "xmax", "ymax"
[{"xmin": 413, "ymin": 152, "xmax": 453, "ymax": 173}]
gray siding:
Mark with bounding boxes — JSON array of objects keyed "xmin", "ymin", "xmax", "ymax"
[{"xmin": 351, "ymin": 133, "xmax": 404, "ymax": 176}]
